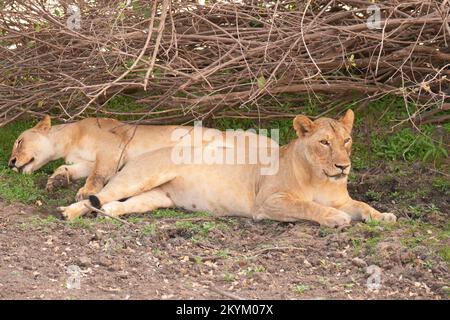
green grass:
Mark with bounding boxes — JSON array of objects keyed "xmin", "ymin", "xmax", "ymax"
[
  {"xmin": 0, "ymin": 120, "xmax": 71, "ymax": 204},
  {"xmin": 174, "ymin": 220, "xmax": 229, "ymax": 238},
  {"xmin": 141, "ymin": 223, "xmax": 157, "ymax": 236},
  {"xmin": 439, "ymin": 246, "xmax": 450, "ymax": 263},
  {"xmin": 365, "ymin": 189, "xmax": 383, "ymax": 202},
  {"xmin": 372, "ymin": 125, "xmax": 448, "ymax": 163},
  {"xmin": 31, "ymin": 215, "xmax": 59, "ymax": 226},
  {"xmin": 102, "ymin": 96, "xmax": 147, "ymax": 121},
  {"xmin": 152, "ymin": 209, "xmax": 209, "ymax": 219},
  {"xmin": 432, "ymin": 177, "xmax": 450, "ymax": 193},
  {"xmin": 68, "ymin": 217, "xmax": 93, "ymax": 229},
  {"xmin": 215, "ymin": 249, "xmax": 230, "ymax": 259},
  {"xmin": 294, "ymin": 284, "xmax": 310, "ymax": 294},
  {"xmin": 19, "ymin": 215, "xmax": 60, "ymax": 231},
  {"xmin": 223, "ymin": 272, "xmax": 235, "ymax": 282}
]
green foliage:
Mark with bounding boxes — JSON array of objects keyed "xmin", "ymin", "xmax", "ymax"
[
  {"xmin": 152, "ymin": 209, "xmax": 209, "ymax": 219},
  {"xmin": 141, "ymin": 223, "xmax": 156, "ymax": 236},
  {"xmin": 68, "ymin": 217, "xmax": 92, "ymax": 229},
  {"xmin": 372, "ymin": 126, "xmax": 447, "ymax": 162},
  {"xmin": 439, "ymin": 246, "xmax": 450, "ymax": 263},
  {"xmin": 103, "ymin": 96, "xmax": 147, "ymax": 121},
  {"xmin": 0, "ymin": 131, "xmax": 68, "ymax": 205},
  {"xmin": 175, "ymin": 220, "xmax": 228, "ymax": 237},
  {"xmin": 432, "ymin": 177, "xmax": 450, "ymax": 193},
  {"xmin": 223, "ymin": 272, "xmax": 235, "ymax": 282},
  {"xmin": 365, "ymin": 189, "xmax": 382, "ymax": 201},
  {"xmin": 131, "ymin": 0, "xmax": 152, "ymax": 19},
  {"xmin": 294, "ymin": 284, "xmax": 310, "ymax": 294},
  {"xmin": 215, "ymin": 249, "xmax": 230, "ymax": 259}
]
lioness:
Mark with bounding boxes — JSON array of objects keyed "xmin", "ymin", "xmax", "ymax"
[
  {"xmin": 8, "ymin": 116, "xmax": 206, "ymax": 200},
  {"xmin": 59, "ymin": 110, "xmax": 396, "ymax": 227}
]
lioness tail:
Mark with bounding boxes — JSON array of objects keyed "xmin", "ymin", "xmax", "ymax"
[{"xmin": 89, "ymin": 195, "xmax": 101, "ymax": 209}]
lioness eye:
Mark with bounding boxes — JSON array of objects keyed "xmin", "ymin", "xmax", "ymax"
[
  {"xmin": 344, "ymin": 138, "xmax": 351, "ymax": 144},
  {"xmin": 17, "ymin": 139, "xmax": 23, "ymax": 147},
  {"xmin": 320, "ymin": 140, "xmax": 330, "ymax": 146}
]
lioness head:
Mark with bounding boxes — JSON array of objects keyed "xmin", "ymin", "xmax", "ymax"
[
  {"xmin": 8, "ymin": 115, "xmax": 55, "ymax": 174},
  {"xmin": 293, "ymin": 109, "xmax": 354, "ymax": 182}
]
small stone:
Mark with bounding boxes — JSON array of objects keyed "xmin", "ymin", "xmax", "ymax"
[
  {"xmin": 97, "ymin": 257, "xmax": 112, "ymax": 267},
  {"xmin": 303, "ymin": 259, "xmax": 312, "ymax": 267},
  {"xmin": 331, "ymin": 252, "xmax": 343, "ymax": 258},
  {"xmin": 77, "ymin": 256, "xmax": 92, "ymax": 267},
  {"xmin": 107, "ymin": 265, "xmax": 117, "ymax": 272},
  {"xmin": 352, "ymin": 257, "xmax": 368, "ymax": 268},
  {"xmin": 309, "ymin": 258, "xmax": 321, "ymax": 266},
  {"xmin": 91, "ymin": 231, "xmax": 103, "ymax": 241},
  {"xmin": 400, "ymin": 251, "xmax": 414, "ymax": 264},
  {"xmin": 238, "ymin": 260, "xmax": 247, "ymax": 267}
]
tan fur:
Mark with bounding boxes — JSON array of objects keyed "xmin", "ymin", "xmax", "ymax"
[
  {"xmin": 8, "ymin": 117, "xmax": 202, "ymax": 200},
  {"xmin": 59, "ymin": 110, "xmax": 396, "ymax": 227}
]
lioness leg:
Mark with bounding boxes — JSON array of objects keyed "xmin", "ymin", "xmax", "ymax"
[
  {"xmin": 336, "ymin": 199, "xmax": 396, "ymax": 222},
  {"xmin": 60, "ymin": 155, "xmax": 177, "ymax": 220},
  {"xmin": 92, "ymin": 162, "xmax": 176, "ymax": 207},
  {"xmin": 101, "ymin": 188, "xmax": 174, "ymax": 217},
  {"xmin": 253, "ymin": 193, "xmax": 352, "ymax": 228},
  {"xmin": 46, "ymin": 162, "xmax": 94, "ymax": 191},
  {"xmin": 76, "ymin": 151, "xmax": 127, "ymax": 201}
]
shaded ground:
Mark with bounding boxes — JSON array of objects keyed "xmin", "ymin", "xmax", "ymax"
[{"xmin": 0, "ymin": 165, "xmax": 448, "ymax": 300}]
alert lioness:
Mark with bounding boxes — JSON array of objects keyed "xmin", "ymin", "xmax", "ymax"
[
  {"xmin": 8, "ymin": 116, "xmax": 207, "ymax": 200},
  {"xmin": 59, "ymin": 110, "xmax": 396, "ymax": 227}
]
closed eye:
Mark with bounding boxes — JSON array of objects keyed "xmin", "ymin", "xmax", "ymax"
[
  {"xmin": 320, "ymin": 140, "xmax": 330, "ymax": 146},
  {"xmin": 344, "ymin": 138, "xmax": 351, "ymax": 144}
]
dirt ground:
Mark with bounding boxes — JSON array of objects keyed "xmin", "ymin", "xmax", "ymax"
[{"xmin": 0, "ymin": 167, "xmax": 448, "ymax": 300}]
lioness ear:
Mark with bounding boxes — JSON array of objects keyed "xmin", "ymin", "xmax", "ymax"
[
  {"xmin": 293, "ymin": 115, "xmax": 315, "ymax": 137},
  {"xmin": 35, "ymin": 115, "xmax": 51, "ymax": 132},
  {"xmin": 339, "ymin": 109, "xmax": 354, "ymax": 132}
]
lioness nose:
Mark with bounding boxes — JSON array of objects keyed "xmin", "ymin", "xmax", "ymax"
[
  {"xmin": 335, "ymin": 163, "xmax": 350, "ymax": 171},
  {"xmin": 8, "ymin": 158, "xmax": 16, "ymax": 168}
]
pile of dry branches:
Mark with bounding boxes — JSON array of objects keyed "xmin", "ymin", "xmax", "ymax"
[{"xmin": 0, "ymin": 0, "xmax": 449, "ymax": 126}]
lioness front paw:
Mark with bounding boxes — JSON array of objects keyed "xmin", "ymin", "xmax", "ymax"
[
  {"xmin": 364, "ymin": 212, "xmax": 397, "ymax": 223},
  {"xmin": 46, "ymin": 173, "xmax": 70, "ymax": 191},
  {"xmin": 321, "ymin": 210, "xmax": 352, "ymax": 228},
  {"xmin": 378, "ymin": 212, "xmax": 397, "ymax": 222}
]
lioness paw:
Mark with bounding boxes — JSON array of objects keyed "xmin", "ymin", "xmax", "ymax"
[
  {"xmin": 46, "ymin": 173, "xmax": 70, "ymax": 191},
  {"xmin": 379, "ymin": 212, "xmax": 397, "ymax": 222},
  {"xmin": 57, "ymin": 201, "xmax": 88, "ymax": 221},
  {"xmin": 58, "ymin": 206, "xmax": 76, "ymax": 221},
  {"xmin": 364, "ymin": 212, "xmax": 397, "ymax": 223},
  {"xmin": 321, "ymin": 210, "xmax": 352, "ymax": 228}
]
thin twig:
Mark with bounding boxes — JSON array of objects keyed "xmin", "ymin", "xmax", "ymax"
[
  {"xmin": 84, "ymin": 203, "xmax": 132, "ymax": 225},
  {"xmin": 207, "ymin": 286, "xmax": 247, "ymax": 300}
]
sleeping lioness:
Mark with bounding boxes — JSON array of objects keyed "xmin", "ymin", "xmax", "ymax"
[
  {"xmin": 7, "ymin": 116, "xmax": 210, "ymax": 200},
  {"xmin": 59, "ymin": 110, "xmax": 397, "ymax": 227}
]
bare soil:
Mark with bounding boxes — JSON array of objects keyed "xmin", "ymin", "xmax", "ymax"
[{"xmin": 0, "ymin": 168, "xmax": 448, "ymax": 300}]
